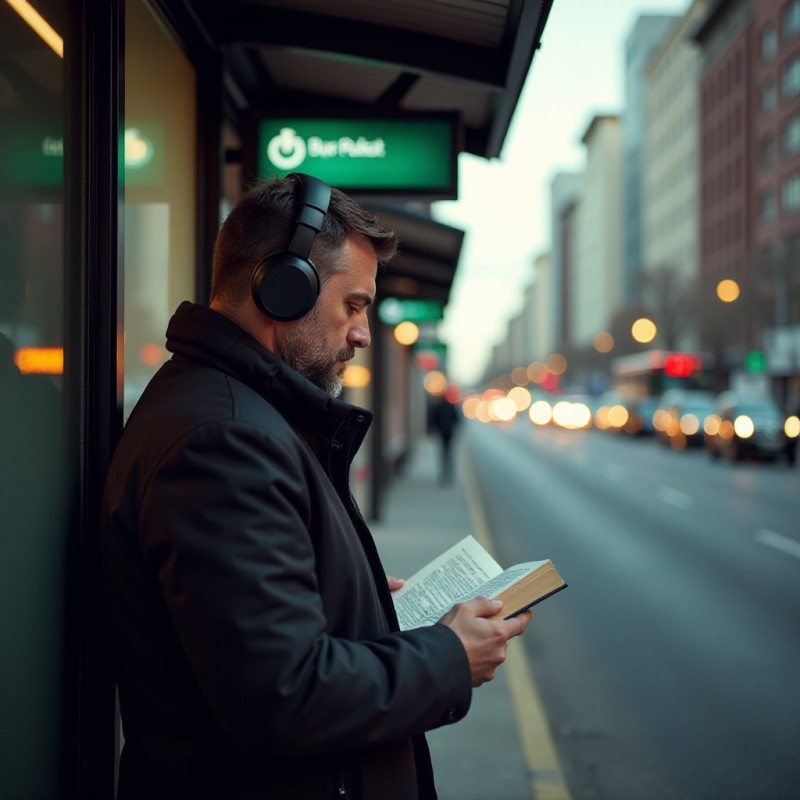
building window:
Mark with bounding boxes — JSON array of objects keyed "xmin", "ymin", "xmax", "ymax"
[
  {"xmin": 762, "ymin": 80, "xmax": 777, "ymax": 113},
  {"xmin": 762, "ymin": 190, "xmax": 777, "ymax": 223},
  {"xmin": 783, "ymin": 113, "xmax": 800, "ymax": 156},
  {"xmin": 763, "ymin": 25, "xmax": 778, "ymax": 61},
  {"xmin": 782, "ymin": 55, "xmax": 800, "ymax": 99},
  {"xmin": 781, "ymin": 171, "xmax": 800, "ymax": 213},
  {"xmin": 763, "ymin": 134, "xmax": 776, "ymax": 169},
  {"xmin": 783, "ymin": 0, "xmax": 800, "ymax": 41}
]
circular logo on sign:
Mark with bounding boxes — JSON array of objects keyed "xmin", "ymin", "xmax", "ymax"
[{"xmin": 267, "ymin": 127, "xmax": 307, "ymax": 170}]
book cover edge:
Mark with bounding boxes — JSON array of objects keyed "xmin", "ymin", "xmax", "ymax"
[{"xmin": 503, "ymin": 582, "xmax": 568, "ymax": 619}]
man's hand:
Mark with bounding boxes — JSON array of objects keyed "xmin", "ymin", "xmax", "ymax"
[
  {"xmin": 439, "ymin": 597, "xmax": 531, "ymax": 687},
  {"xmin": 386, "ymin": 575, "xmax": 405, "ymax": 592}
]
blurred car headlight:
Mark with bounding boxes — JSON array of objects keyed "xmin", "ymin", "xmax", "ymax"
[
  {"xmin": 785, "ymin": 415, "xmax": 800, "ymax": 438},
  {"xmin": 680, "ymin": 413, "xmax": 700, "ymax": 436},
  {"xmin": 529, "ymin": 399, "xmax": 552, "ymax": 426},
  {"xmin": 733, "ymin": 415, "xmax": 755, "ymax": 439},
  {"xmin": 475, "ymin": 400, "xmax": 490, "ymax": 423},
  {"xmin": 572, "ymin": 402, "xmax": 592, "ymax": 429},
  {"xmin": 507, "ymin": 386, "xmax": 532, "ymax": 412},
  {"xmin": 665, "ymin": 417, "xmax": 681, "ymax": 437},
  {"xmin": 490, "ymin": 397, "xmax": 517, "ymax": 422},
  {"xmin": 607, "ymin": 404, "xmax": 628, "ymax": 429},
  {"xmin": 552, "ymin": 401, "xmax": 592, "ymax": 429},
  {"xmin": 594, "ymin": 406, "xmax": 610, "ymax": 430},
  {"xmin": 704, "ymin": 414, "xmax": 721, "ymax": 436}
]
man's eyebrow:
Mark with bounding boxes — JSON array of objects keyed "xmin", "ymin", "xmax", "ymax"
[{"xmin": 349, "ymin": 291, "xmax": 374, "ymax": 306}]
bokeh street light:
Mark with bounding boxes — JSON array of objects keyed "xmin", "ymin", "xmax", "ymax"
[
  {"xmin": 423, "ymin": 370, "xmax": 447, "ymax": 395},
  {"xmin": 546, "ymin": 352, "xmax": 567, "ymax": 375},
  {"xmin": 716, "ymin": 278, "xmax": 740, "ymax": 303},
  {"xmin": 631, "ymin": 317, "xmax": 657, "ymax": 344},
  {"xmin": 394, "ymin": 321, "xmax": 419, "ymax": 345},
  {"xmin": 593, "ymin": 331, "xmax": 614, "ymax": 353}
]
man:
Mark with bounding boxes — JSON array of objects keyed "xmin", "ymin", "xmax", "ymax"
[
  {"xmin": 428, "ymin": 393, "xmax": 461, "ymax": 485},
  {"xmin": 101, "ymin": 174, "xmax": 530, "ymax": 800}
]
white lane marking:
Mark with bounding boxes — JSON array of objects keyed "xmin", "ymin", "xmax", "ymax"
[
  {"xmin": 603, "ymin": 463, "xmax": 626, "ymax": 482},
  {"xmin": 656, "ymin": 484, "xmax": 693, "ymax": 510},
  {"xmin": 755, "ymin": 528, "xmax": 800, "ymax": 561}
]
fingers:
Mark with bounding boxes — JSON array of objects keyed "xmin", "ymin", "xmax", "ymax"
[
  {"xmin": 386, "ymin": 575, "xmax": 405, "ymax": 592},
  {"xmin": 504, "ymin": 609, "xmax": 532, "ymax": 638},
  {"xmin": 466, "ymin": 597, "xmax": 532, "ymax": 631},
  {"xmin": 439, "ymin": 598, "xmax": 533, "ymax": 688},
  {"xmin": 462, "ymin": 595, "xmax": 504, "ymax": 618}
]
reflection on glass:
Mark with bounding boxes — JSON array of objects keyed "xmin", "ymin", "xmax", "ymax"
[
  {"xmin": 0, "ymin": 1, "xmax": 67, "ymax": 797},
  {"xmin": 124, "ymin": 0, "xmax": 197, "ymax": 418}
]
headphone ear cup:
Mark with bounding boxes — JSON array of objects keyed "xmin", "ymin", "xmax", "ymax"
[{"xmin": 251, "ymin": 251, "xmax": 320, "ymax": 321}]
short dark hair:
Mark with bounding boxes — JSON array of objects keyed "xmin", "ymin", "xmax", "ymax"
[{"xmin": 211, "ymin": 175, "xmax": 398, "ymax": 303}]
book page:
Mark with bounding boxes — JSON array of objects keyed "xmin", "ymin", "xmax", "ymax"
[{"xmin": 392, "ymin": 535, "xmax": 502, "ymax": 630}]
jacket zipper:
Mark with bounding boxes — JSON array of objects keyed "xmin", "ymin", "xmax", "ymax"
[{"xmin": 337, "ymin": 764, "xmax": 347, "ymax": 797}]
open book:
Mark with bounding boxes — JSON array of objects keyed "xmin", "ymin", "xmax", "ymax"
[{"xmin": 392, "ymin": 535, "xmax": 567, "ymax": 631}]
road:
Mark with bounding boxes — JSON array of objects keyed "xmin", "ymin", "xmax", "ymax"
[{"xmin": 464, "ymin": 418, "xmax": 800, "ymax": 800}]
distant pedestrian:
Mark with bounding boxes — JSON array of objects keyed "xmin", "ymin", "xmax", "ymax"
[{"xmin": 429, "ymin": 393, "xmax": 461, "ymax": 484}]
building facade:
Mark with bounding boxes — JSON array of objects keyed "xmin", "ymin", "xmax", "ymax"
[
  {"xmin": 696, "ymin": 1, "xmax": 754, "ymax": 310},
  {"xmin": 549, "ymin": 171, "xmax": 582, "ymax": 349},
  {"xmin": 622, "ymin": 14, "xmax": 681, "ymax": 304},
  {"xmin": 573, "ymin": 115, "xmax": 623, "ymax": 347},
  {"xmin": 752, "ymin": 0, "xmax": 800, "ymax": 401},
  {"xmin": 529, "ymin": 252, "xmax": 555, "ymax": 361},
  {"xmin": 642, "ymin": 0, "xmax": 710, "ymax": 350},
  {"xmin": 753, "ymin": 0, "xmax": 800, "ymax": 256}
]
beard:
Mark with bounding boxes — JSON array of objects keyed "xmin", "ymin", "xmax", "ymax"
[{"xmin": 274, "ymin": 306, "xmax": 354, "ymax": 398}]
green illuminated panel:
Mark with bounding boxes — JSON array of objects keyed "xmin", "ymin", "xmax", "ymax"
[
  {"xmin": 378, "ymin": 298, "xmax": 445, "ymax": 324},
  {"xmin": 255, "ymin": 117, "xmax": 455, "ymax": 191}
]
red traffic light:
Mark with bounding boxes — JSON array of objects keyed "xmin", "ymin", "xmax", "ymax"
[{"xmin": 663, "ymin": 353, "xmax": 698, "ymax": 378}]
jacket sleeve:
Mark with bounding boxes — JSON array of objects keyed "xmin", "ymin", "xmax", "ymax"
[{"xmin": 137, "ymin": 418, "xmax": 472, "ymax": 757}]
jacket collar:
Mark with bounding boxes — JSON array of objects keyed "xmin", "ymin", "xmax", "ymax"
[{"xmin": 164, "ymin": 301, "xmax": 373, "ymax": 455}]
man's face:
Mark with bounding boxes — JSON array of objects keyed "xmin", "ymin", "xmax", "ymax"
[{"xmin": 274, "ymin": 235, "xmax": 377, "ymax": 397}]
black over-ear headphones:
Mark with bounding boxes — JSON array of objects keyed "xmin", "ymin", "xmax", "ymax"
[{"xmin": 251, "ymin": 173, "xmax": 332, "ymax": 321}]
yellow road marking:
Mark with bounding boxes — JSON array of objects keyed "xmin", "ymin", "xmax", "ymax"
[{"xmin": 461, "ymin": 450, "xmax": 573, "ymax": 800}]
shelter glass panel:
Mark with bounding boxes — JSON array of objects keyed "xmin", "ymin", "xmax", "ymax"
[{"xmin": 0, "ymin": 1, "xmax": 68, "ymax": 796}]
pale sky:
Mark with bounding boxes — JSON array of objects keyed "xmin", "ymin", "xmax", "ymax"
[{"xmin": 432, "ymin": 0, "xmax": 692, "ymax": 387}]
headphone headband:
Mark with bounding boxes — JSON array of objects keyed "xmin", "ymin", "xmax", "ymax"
[
  {"xmin": 286, "ymin": 173, "xmax": 331, "ymax": 258},
  {"xmin": 250, "ymin": 173, "xmax": 332, "ymax": 321}
]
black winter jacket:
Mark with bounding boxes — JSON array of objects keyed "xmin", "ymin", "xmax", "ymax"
[{"xmin": 101, "ymin": 302, "xmax": 472, "ymax": 799}]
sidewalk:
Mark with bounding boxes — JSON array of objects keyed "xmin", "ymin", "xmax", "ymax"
[{"xmin": 370, "ymin": 435, "xmax": 537, "ymax": 800}]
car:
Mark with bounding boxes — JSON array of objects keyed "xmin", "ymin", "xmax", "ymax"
[
  {"xmin": 593, "ymin": 391, "xmax": 630, "ymax": 433},
  {"xmin": 620, "ymin": 395, "xmax": 661, "ymax": 436},
  {"xmin": 653, "ymin": 389, "xmax": 715, "ymax": 447},
  {"xmin": 654, "ymin": 391, "xmax": 717, "ymax": 449},
  {"xmin": 704, "ymin": 395, "xmax": 799, "ymax": 465}
]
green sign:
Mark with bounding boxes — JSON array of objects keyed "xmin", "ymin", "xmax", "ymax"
[
  {"xmin": 377, "ymin": 298, "xmax": 445, "ymax": 325},
  {"xmin": 744, "ymin": 350, "xmax": 766, "ymax": 372},
  {"xmin": 252, "ymin": 116, "xmax": 456, "ymax": 194}
]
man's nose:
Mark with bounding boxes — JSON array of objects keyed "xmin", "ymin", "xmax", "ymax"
[{"xmin": 347, "ymin": 316, "xmax": 371, "ymax": 349}]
